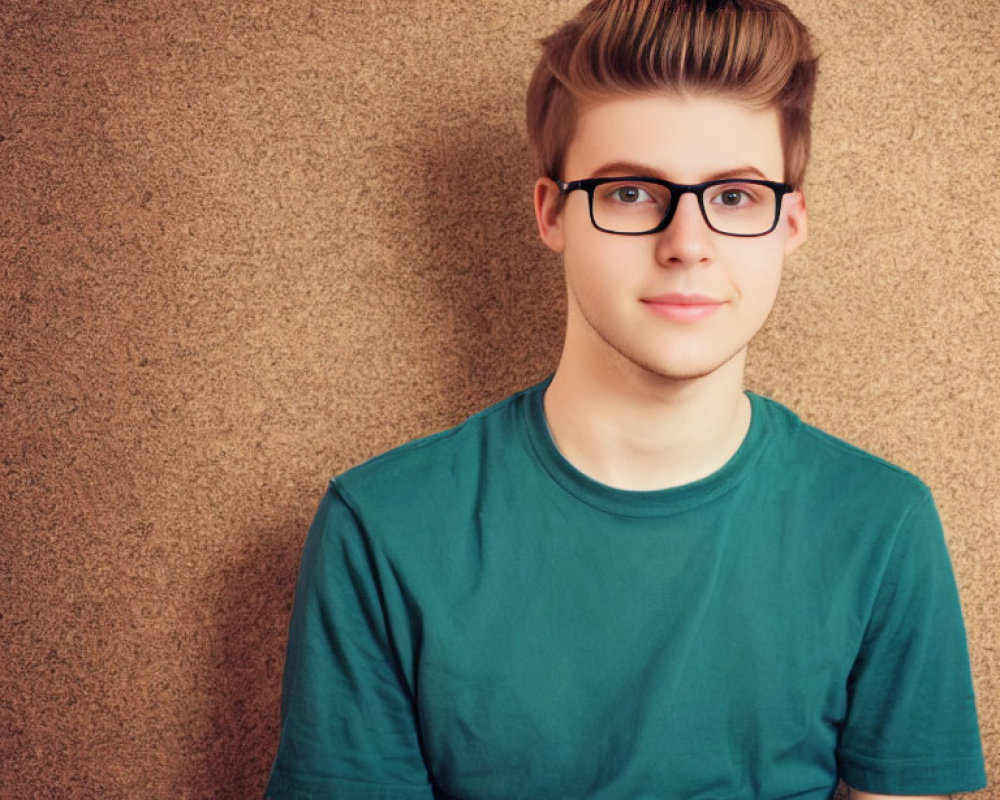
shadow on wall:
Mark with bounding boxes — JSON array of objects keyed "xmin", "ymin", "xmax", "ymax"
[
  {"xmin": 396, "ymin": 117, "xmax": 566, "ymax": 418},
  {"xmin": 202, "ymin": 520, "xmax": 301, "ymax": 797}
]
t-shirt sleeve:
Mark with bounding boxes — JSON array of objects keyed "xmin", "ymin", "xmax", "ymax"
[
  {"xmin": 836, "ymin": 488, "xmax": 987, "ymax": 795},
  {"xmin": 265, "ymin": 485, "xmax": 436, "ymax": 800}
]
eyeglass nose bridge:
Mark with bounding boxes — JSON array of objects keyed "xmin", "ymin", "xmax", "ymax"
[{"xmin": 647, "ymin": 184, "xmax": 705, "ymax": 235}]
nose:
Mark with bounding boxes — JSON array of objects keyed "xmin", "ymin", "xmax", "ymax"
[{"xmin": 654, "ymin": 192, "xmax": 714, "ymax": 267}]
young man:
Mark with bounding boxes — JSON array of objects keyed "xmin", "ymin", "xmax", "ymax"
[{"xmin": 266, "ymin": 1, "xmax": 986, "ymax": 798}]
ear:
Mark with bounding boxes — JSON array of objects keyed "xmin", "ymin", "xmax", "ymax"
[
  {"xmin": 534, "ymin": 177, "xmax": 566, "ymax": 253},
  {"xmin": 782, "ymin": 190, "xmax": 808, "ymax": 255}
]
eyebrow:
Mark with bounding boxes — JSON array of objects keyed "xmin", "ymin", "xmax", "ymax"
[{"xmin": 588, "ymin": 160, "xmax": 772, "ymax": 183}]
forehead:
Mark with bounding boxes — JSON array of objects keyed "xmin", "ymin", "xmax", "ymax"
[{"xmin": 564, "ymin": 91, "xmax": 784, "ymax": 183}]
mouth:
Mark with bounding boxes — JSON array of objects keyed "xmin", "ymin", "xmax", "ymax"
[{"xmin": 640, "ymin": 292, "xmax": 725, "ymax": 322}]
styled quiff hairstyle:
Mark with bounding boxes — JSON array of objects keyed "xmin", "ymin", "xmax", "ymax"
[{"xmin": 526, "ymin": 0, "xmax": 819, "ymax": 188}]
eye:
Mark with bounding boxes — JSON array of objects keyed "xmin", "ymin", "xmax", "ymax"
[
  {"xmin": 608, "ymin": 184, "xmax": 653, "ymax": 204},
  {"xmin": 719, "ymin": 188, "xmax": 749, "ymax": 206},
  {"xmin": 707, "ymin": 183, "xmax": 763, "ymax": 209}
]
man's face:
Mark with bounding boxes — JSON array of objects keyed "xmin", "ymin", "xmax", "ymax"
[{"xmin": 535, "ymin": 92, "xmax": 807, "ymax": 384}]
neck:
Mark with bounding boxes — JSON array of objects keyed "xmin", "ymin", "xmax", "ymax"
[{"xmin": 543, "ymin": 347, "xmax": 751, "ymax": 491}]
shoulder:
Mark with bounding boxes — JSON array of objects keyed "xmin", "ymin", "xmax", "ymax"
[
  {"xmin": 333, "ymin": 382, "xmax": 541, "ymax": 517},
  {"xmin": 752, "ymin": 393, "xmax": 934, "ymax": 512}
]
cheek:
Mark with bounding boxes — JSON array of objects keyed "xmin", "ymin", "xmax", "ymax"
[
  {"xmin": 564, "ymin": 237, "xmax": 654, "ymax": 305},
  {"xmin": 727, "ymin": 243, "xmax": 785, "ymax": 307},
  {"xmin": 563, "ymin": 226, "xmax": 618, "ymax": 285}
]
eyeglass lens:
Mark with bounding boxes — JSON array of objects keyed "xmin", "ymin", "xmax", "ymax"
[{"xmin": 590, "ymin": 180, "xmax": 780, "ymax": 236}]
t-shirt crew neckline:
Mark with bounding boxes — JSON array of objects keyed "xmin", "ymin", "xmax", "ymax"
[{"xmin": 523, "ymin": 378, "xmax": 771, "ymax": 519}]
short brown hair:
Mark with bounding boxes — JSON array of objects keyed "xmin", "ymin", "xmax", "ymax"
[{"xmin": 526, "ymin": 0, "xmax": 819, "ymax": 188}]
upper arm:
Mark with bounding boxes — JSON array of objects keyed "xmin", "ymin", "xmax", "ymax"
[
  {"xmin": 835, "ymin": 492, "xmax": 984, "ymax": 795},
  {"xmin": 266, "ymin": 486, "xmax": 435, "ymax": 800}
]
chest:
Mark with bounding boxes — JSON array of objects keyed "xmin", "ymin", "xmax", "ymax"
[{"xmin": 399, "ymin": 517, "xmax": 859, "ymax": 799}]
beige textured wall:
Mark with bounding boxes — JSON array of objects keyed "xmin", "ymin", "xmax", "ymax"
[{"xmin": 2, "ymin": 1, "xmax": 996, "ymax": 797}]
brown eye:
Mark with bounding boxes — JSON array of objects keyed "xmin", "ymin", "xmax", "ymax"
[
  {"xmin": 613, "ymin": 186, "xmax": 644, "ymax": 203},
  {"xmin": 720, "ymin": 189, "xmax": 746, "ymax": 206},
  {"xmin": 708, "ymin": 183, "xmax": 764, "ymax": 210}
]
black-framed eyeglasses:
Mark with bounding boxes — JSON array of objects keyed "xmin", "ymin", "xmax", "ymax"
[{"xmin": 556, "ymin": 176, "xmax": 795, "ymax": 237}]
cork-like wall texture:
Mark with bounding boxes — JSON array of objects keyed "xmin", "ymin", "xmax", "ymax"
[{"xmin": 2, "ymin": 1, "xmax": 997, "ymax": 797}]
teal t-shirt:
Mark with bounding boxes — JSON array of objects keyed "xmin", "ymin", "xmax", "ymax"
[{"xmin": 266, "ymin": 382, "xmax": 985, "ymax": 799}]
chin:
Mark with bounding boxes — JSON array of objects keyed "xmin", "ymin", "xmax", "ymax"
[
  {"xmin": 640, "ymin": 362, "xmax": 726, "ymax": 383},
  {"xmin": 623, "ymin": 344, "xmax": 748, "ymax": 385}
]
